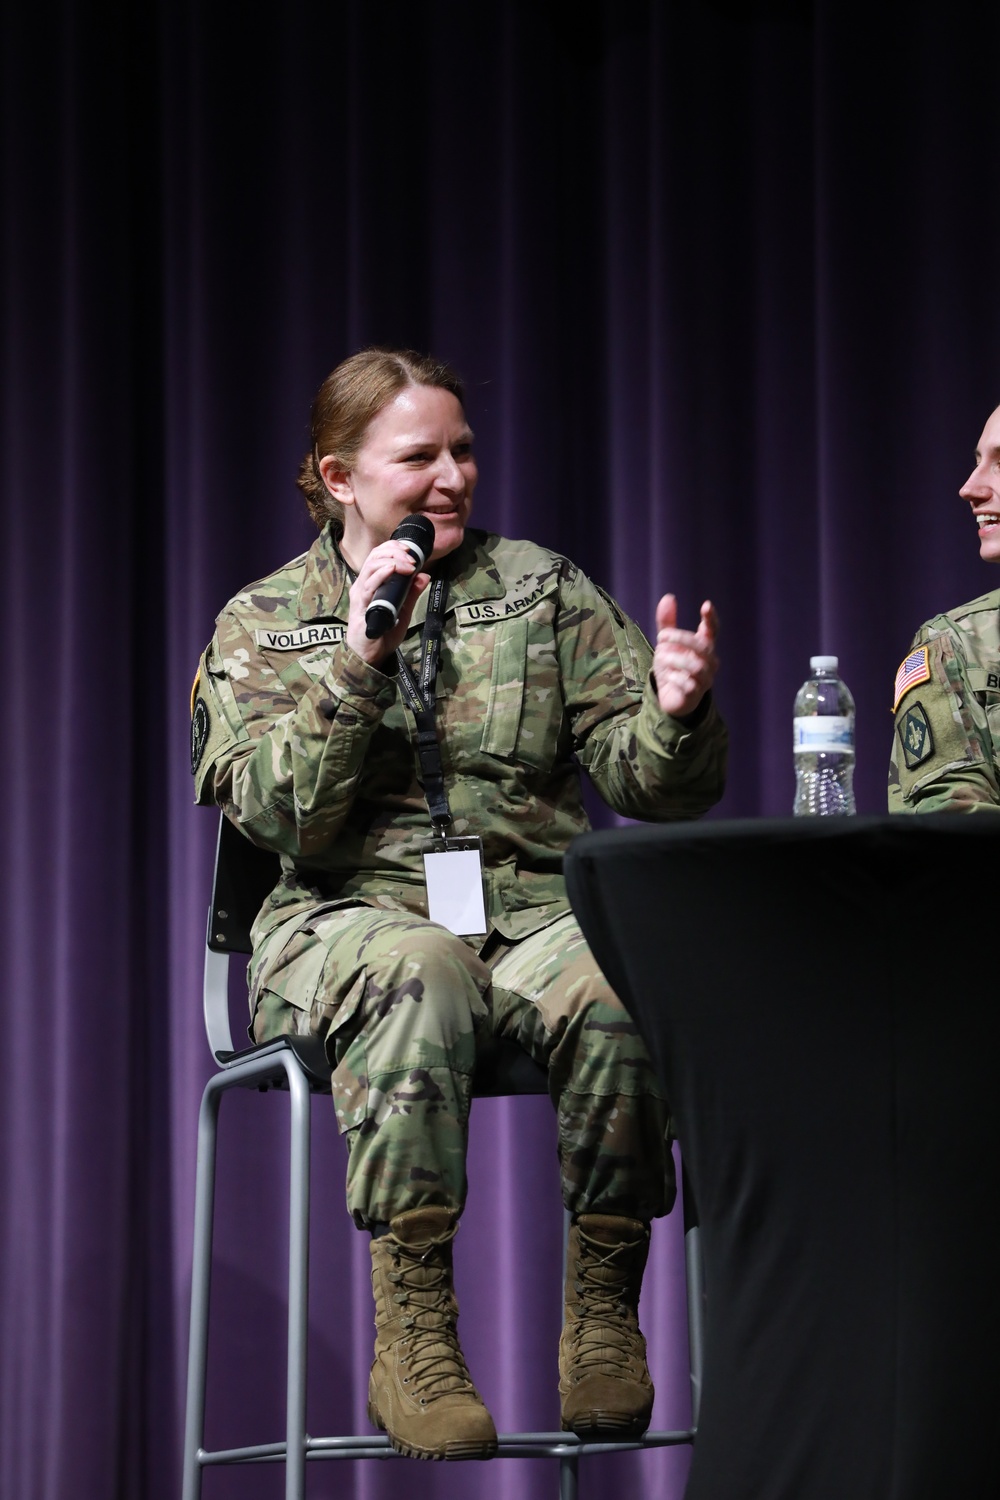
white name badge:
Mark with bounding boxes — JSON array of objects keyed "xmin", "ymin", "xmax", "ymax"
[{"xmin": 422, "ymin": 838, "xmax": 488, "ymax": 937}]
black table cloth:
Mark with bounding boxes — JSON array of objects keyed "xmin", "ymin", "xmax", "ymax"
[{"xmin": 565, "ymin": 815, "xmax": 1000, "ymax": 1500}]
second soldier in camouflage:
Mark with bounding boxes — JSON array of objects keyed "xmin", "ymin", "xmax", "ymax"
[{"xmin": 889, "ymin": 401, "xmax": 1000, "ymax": 813}]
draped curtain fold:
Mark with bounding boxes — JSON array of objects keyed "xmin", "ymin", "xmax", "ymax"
[{"xmin": 3, "ymin": 2, "xmax": 998, "ymax": 1496}]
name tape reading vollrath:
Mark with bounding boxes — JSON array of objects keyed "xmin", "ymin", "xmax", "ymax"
[{"xmin": 255, "ymin": 624, "xmax": 347, "ymax": 651}]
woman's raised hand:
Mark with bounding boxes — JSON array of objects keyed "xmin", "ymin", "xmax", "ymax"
[{"xmin": 652, "ymin": 595, "xmax": 719, "ymax": 720}]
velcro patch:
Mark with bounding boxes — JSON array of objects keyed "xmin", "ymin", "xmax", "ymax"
[
  {"xmin": 893, "ymin": 646, "xmax": 930, "ymax": 711},
  {"xmin": 191, "ymin": 696, "xmax": 210, "ymax": 774},
  {"xmin": 897, "ymin": 699, "xmax": 934, "ymax": 771},
  {"xmin": 255, "ymin": 623, "xmax": 346, "ymax": 651}
]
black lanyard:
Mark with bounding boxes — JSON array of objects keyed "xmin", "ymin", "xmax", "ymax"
[{"xmin": 394, "ymin": 573, "xmax": 452, "ymax": 833}]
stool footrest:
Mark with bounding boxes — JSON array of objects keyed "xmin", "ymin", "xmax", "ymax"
[{"xmin": 196, "ymin": 1428, "xmax": 695, "ymax": 1466}]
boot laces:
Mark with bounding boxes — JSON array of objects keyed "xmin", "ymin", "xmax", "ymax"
[
  {"xmin": 391, "ymin": 1241, "xmax": 476, "ymax": 1399},
  {"xmin": 568, "ymin": 1236, "xmax": 646, "ymax": 1375}
]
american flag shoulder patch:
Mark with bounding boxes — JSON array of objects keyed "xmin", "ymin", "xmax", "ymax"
[{"xmin": 893, "ymin": 646, "xmax": 931, "ymax": 711}]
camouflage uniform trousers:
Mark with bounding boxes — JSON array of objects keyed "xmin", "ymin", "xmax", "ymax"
[{"xmin": 250, "ymin": 906, "xmax": 675, "ymax": 1229}]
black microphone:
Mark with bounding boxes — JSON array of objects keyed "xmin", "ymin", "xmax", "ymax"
[{"xmin": 364, "ymin": 515, "xmax": 436, "ymax": 639}]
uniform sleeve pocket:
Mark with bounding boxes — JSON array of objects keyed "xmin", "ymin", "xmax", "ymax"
[{"xmin": 192, "ymin": 658, "xmax": 246, "ymax": 805}]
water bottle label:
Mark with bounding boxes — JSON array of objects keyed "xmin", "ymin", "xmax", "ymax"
[{"xmin": 793, "ymin": 716, "xmax": 853, "ymax": 753}]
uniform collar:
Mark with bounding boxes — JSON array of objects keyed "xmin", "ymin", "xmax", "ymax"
[
  {"xmin": 411, "ymin": 530, "xmax": 506, "ymax": 626},
  {"xmin": 296, "ymin": 525, "xmax": 352, "ymax": 622},
  {"xmin": 295, "ymin": 525, "xmax": 506, "ymax": 625}
]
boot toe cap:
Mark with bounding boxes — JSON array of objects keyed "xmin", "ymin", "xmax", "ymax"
[{"xmin": 560, "ymin": 1372, "xmax": 654, "ymax": 1437}]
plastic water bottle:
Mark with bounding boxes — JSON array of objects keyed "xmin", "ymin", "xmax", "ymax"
[{"xmin": 793, "ymin": 655, "xmax": 856, "ymax": 816}]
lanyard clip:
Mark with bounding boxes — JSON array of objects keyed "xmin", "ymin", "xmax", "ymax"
[{"xmin": 430, "ymin": 813, "xmax": 453, "ymax": 842}]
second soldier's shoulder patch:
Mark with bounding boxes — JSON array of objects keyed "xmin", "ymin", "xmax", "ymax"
[{"xmin": 897, "ymin": 699, "xmax": 934, "ymax": 771}]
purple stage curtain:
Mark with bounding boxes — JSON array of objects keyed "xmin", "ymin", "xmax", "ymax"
[{"xmin": 3, "ymin": 2, "xmax": 998, "ymax": 1497}]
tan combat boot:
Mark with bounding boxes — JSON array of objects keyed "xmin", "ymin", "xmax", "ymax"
[
  {"xmin": 368, "ymin": 1206, "xmax": 498, "ymax": 1461},
  {"xmin": 559, "ymin": 1213, "xmax": 654, "ymax": 1436}
]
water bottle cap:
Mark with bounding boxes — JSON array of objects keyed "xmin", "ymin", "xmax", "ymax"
[{"xmin": 810, "ymin": 655, "xmax": 839, "ymax": 674}]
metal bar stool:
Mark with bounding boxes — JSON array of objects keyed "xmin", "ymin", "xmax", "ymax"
[{"xmin": 181, "ymin": 816, "xmax": 702, "ymax": 1499}]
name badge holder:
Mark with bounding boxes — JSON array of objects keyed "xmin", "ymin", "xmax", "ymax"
[{"xmin": 396, "ymin": 574, "xmax": 488, "ymax": 938}]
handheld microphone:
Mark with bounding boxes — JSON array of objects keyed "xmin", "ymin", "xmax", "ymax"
[{"xmin": 364, "ymin": 515, "xmax": 436, "ymax": 639}]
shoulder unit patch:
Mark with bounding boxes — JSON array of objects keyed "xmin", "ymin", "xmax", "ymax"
[
  {"xmin": 191, "ymin": 696, "xmax": 210, "ymax": 774},
  {"xmin": 897, "ymin": 699, "xmax": 934, "ymax": 771}
]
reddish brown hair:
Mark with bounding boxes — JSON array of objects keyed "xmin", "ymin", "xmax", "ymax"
[{"xmin": 296, "ymin": 347, "xmax": 466, "ymax": 532}]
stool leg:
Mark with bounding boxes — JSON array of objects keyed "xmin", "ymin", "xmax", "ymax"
[
  {"xmin": 684, "ymin": 1223, "xmax": 704, "ymax": 1431},
  {"xmin": 181, "ymin": 1080, "xmax": 223, "ymax": 1500},
  {"xmin": 681, "ymin": 1164, "xmax": 704, "ymax": 1431},
  {"xmin": 558, "ymin": 1208, "xmax": 578, "ymax": 1499},
  {"xmin": 283, "ymin": 1058, "xmax": 312, "ymax": 1500}
]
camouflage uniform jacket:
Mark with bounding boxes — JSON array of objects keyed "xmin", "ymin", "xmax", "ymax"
[
  {"xmin": 192, "ymin": 525, "xmax": 729, "ymax": 948},
  {"xmin": 888, "ymin": 588, "xmax": 1000, "ymax": 813}
]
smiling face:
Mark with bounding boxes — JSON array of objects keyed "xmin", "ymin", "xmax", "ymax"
[
  {"xmin": 960, "ymin": 405, "xmax": 1000, "ymax": 564},
  {"xmin": 320, "ymin": 385, "xmax": 477, "ymax": 569}
]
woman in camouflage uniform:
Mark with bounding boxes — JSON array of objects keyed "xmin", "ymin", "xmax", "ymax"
[
  {"xmin": 192, "ymin": 348, "xmax": 727, "ymax": 1460},
  {"xmin": 890, "ymin": 402, "xmax": 1000, "ymax": 813}
]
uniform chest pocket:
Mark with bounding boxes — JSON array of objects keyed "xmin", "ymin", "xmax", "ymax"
[
  {"xmin": 442, "ymin": 589, "xmax": 563, "ymax": 771},
  {"xmin": 965, "ymin": 665, "xmax": 1000, "ymax": 754},
  {"xmin": 982, "ymin": 694, "xmax": 1000, "ymax": 751},
  {"xmin": 477, "ymin": 615, "xmax": 527, "ymax": 759},
  {"xmin": 481, "ymin": 615, "xmax": 564, "ymax": 769}
]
